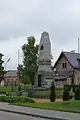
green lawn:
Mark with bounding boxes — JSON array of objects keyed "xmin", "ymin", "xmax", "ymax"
[
  {"xmin": 34, "ymin": 89, "xmax": 63, "ymax": 95},
  {"xmin": 0, "ymin": 84, "xmax": 32, "ymax": 92},
  {"xmin": 0, "ymin": 86, "xmax": 13, "ymax": 92},
  {"xmin": 33, "ymin": 88, "xmax": 63, "ymax": 98},
  {"xmin": 11, "ymin": 100, "xmax": 80, "ymax": 113},
  {"xmin": 0, "ymin": 86, "xmax": 63, "ymax": 99}
]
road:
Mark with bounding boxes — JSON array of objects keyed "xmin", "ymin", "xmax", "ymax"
[{"xmin": 0, "ymin": 111, "xmax": 49, "ymax": 120}]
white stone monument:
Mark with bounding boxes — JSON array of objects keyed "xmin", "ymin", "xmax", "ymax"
[{"xmin": 35, "ymin": 32, "xmax": 54, "ymax": 88}]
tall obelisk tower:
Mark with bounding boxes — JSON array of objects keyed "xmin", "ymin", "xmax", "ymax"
[{"xmin": 35, "ymin": 32, "xmax": 54, "ymax": 88}]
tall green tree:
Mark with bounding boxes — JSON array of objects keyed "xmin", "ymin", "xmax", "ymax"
[
  {"xmin": 17, "ymin": 64, "xmax": 30, "ymax": 85},
  {"xmin": 22, "ymin": 74, "xmax": 30, "ymax": 84},
  {"xmin": 0, "ymin": 53, "xmax": 5, "ymax": 83},
  {"xmin": 22, "ymin": 36, "xmax": 38, "ymax": 85}
]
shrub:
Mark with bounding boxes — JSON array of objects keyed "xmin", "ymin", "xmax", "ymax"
[
  {"xmin": 0, "ymin": 95, "xmax": 35, "ymax": 103},
  {"xmin": 50, "ymin": 82, "xmax": 56, "ymax": 102},
  {"xmin": 75, "ymin": 86, "xmax": 80, "ymax": 100},
  {"xmin": 63, "ymin": 85, "xmax": 70, "ymax": 101},
  {"xmin": 17, "ymin": 86, "xmax": 22, "ymax": 96},
  {"xmin": 69, "ymin": 88, "xmax": 74, "ymax": 99},
  {"xmin": 18, "ymin": 86, "xmax": 22, "ymax": 91},
  {"xmin": 65, "ymin": 85, "xmax": 71, "ymax": 91},
  {"xmin": 0, "ymin": 95, "xmax": 5, "ymax": 101},
  {"xmin": 11, "ymin": 86, "xmax": 14, "ymax": 92}
]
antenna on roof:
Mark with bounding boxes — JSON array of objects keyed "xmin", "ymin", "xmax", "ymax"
[
  {"xmin": 78, "ymin": 38, "xmax": 79, "ymax": 54},
  {"xmin": 78, "ymin": 37, "xmax": 80, "ymax": 84},
  {"xmin": 78, "ymin": 37, "xmax": 80, "ymax": 58}
]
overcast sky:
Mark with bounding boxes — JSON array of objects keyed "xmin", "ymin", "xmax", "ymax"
[{"xmin": 0, "ymin": 0, "xmax": 80, "ymax": 70}]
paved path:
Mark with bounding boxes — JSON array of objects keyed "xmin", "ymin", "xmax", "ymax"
[
  {"xmin": 0, "ymin": 111, "xmax": 46, "ymax": 120},
  {"xmin": 0, "ymin": 103, "xmax": 80, "ymax": 120},
  {"xmin": 34, "ymin": 98, "xmax": 62, "ymax": 103}
]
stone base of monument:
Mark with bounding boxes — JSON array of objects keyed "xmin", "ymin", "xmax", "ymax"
[{"xmin": 35, "ymin": 71, "xmax": 54, "ymax": 89}]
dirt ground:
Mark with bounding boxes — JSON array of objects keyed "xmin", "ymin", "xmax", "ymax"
[{"xmin": 34, "ymin": 98, "xmax": 62, "ymax": 103}]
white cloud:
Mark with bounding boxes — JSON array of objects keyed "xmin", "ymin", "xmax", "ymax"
[
  {"xmin": 0, "ymin": 0, "xmax": 80, "ymax": 69},
  {"xmin": 0, "ymin": 37, "xmax": 25, "ymax": 70}
]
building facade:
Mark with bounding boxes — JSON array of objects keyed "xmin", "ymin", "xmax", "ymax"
[
  {"xmin": 53, "ymin": 51, "xmax": 80, "ymax": 87},
  {"xmin": 4, "ymin": 70, "xmax": 19, "ymax": 86}
]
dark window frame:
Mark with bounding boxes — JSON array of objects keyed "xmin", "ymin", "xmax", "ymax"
[
  {"xmin": 40, "ymin": 45, "xmax": 43, "ymax": 50},
  {"xmin": 62, "ymin": 62, "xmax": 67, "ymax": 69}
]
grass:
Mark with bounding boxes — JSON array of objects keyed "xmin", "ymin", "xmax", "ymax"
[
  {"xmin": 0, "ymin": 84, "xmax": 32, "ymax": 92},
  {"xmin": 0, "ymin": 85, "xmax": 63, "ymax": 99},
  {"xmin": 11, "ymin": 100, "xmax": 80, "ymax": 113},
  {"xmin": 0, "ymin": 85, "xmax": 63, "ymax": 95},
  {"xmin": 33, "ymin": 88, "xmax": 63, "ymax": 98},
  {"xmin": 33, "ymin": 90, "xmax": 50, "ymax": 96},
  {"xmin": 0, "ymin": 86, "xmax": 13, "ymax": 92}
]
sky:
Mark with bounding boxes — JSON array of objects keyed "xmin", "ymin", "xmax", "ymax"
[{"xmin": 0, "ymin": 0, "xmax": 80, "ymax": 70}]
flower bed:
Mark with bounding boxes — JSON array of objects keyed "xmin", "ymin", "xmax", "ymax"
[{"xmin": 0, "ymin": 95, "xmax": 35, "ymax": 103}]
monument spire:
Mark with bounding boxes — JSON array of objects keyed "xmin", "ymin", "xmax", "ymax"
[{"xmin": 35, "ymin": 32, "xmax": 54, "ymax": 88}]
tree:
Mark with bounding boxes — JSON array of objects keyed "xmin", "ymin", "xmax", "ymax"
[
  {"xmin": 50, "ymin": 82, "xmax": 56, "ymax": 102},
  {"xmin": 0, "ymin": 53, "xmax": 5, "ymax": 83},
  {"xmin": 63, "ymin": 85, "xmax": 70, "ymax": 101},
  {"xmin": 22, "ymin": 36, "xmax": 38, "ymax": 85},
  {"xmin": 22, "ymin": 74, "xmax": 30, "ymax": 84},
  {"xmin": 17, "ymin": 64, "xmax": 31, "ymax": 85}
]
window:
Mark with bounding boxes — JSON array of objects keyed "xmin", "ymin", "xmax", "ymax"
[
  {"xmin": 38, "ymin": 75, "xmax": 41, "ymax": 87},
  {"xmin": 40, "ymin": 45, "xmax": 43, "ymax": 50},
  {"xmin": 62, "ymin": 63, "xmax": 67, "ymax": 69}
]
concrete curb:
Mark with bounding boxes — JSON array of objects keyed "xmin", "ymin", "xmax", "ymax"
[{"xmin": 0, "ymin": 108, "xmax": 67, "ymax": 120}]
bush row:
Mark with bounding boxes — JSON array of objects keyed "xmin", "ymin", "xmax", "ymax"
[
  {"xmin": 0, "ymin": 95, "xmax": 35, "ymax": 103},
  {"xmin": 62, "ymin": 85, "xmax": 80, "ymax": 101}
]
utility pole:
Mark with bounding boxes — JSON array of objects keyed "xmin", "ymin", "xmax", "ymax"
[
  {"xmin": 78, "ymin": 38, "xmax": 80, "ymax": 84},
  {"xmin": 18, "ymin": 49, "xmax": 20, "ymax": 67},
  {"xmin": 78, "ymin": 38, "xmax": 79, "ymax": 58},
  {"xmin": 18, "ymin": 49, "xmax": 20, "ymax": 85}
]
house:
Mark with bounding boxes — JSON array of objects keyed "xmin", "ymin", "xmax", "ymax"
[
  {"xmin": 53, "ymin": 51, "xmax": 80, "ymax": 88},
  {"xmin": 4, "ymin": 70, "xmax": 20, "ymax": 86}
]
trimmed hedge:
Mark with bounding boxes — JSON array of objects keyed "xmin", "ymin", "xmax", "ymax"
[
  {"xmin": 75, "ymin": 87, "xmax": 80, "ymax": 100},
  {"xmin": 50, "ymin": 82, "xmax": 56, "ymax": 102},
  {"xmin": 63, "ymin": 86, "xmax": 70, "ymax": 101},
  {"xmin": 0, "ymin": 95, "xmax": 35, "ymax": 103}
]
